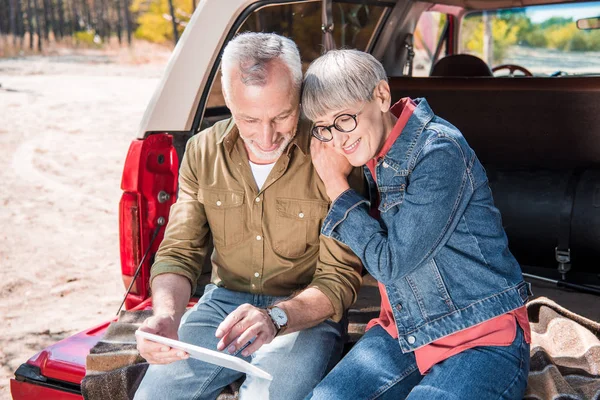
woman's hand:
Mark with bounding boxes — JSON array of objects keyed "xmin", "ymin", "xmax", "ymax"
[{"xmin": 310, "ymin": 138, "xmax": 352, "ymax": 201}]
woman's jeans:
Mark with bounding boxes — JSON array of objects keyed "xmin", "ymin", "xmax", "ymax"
[
  {"xmin": 306, "ymin": 324, "xmax": 530, "ymax": 400},
  {"xmin": 134, "ymin": 284, "xmax": 344, "ymax": 400}
]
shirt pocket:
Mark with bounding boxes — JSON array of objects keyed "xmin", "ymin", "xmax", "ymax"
[
  {"xmin": 198, "ymin": 187, "xmax": 245, "ymax": 247},
  {"xmin": 378, "ymin": 175, "xmax": 407, "ymax": 213},
  {"xmin": 273, "ymin": 198, "xmax": 329, "ymax": 258}
]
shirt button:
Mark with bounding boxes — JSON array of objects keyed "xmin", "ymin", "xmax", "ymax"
[
  {"xmin": 407, "ymin": 335, "xmax": 416, "ymax": 345},
  {"xmin": 254, "ymin": 272, "xmax": 260, "ymax": 278},
  {"xmin": 256, "ymin": 235, "xmax": 262, "ymax": 241},
  {"xmin": 255, "ymin": 197, "xmax": 261, "ymax": 203},
  {"xmin": 395, "ymin": 304, "xmax": 402, "ymax": 311},
  {"xmin": 216, "ymin": 201, "xmax": 222, "ymax": 206},
  {"xmin": 298, "ymin": 212, "xmax": 304, "ymax": 218},
  {"xmin": 382, "ymin": 162, "xmax": 389, "ymax": 168}
]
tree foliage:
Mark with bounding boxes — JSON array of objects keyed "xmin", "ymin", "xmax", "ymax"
[
  {"xmin": 461, "ymin": 10, "xmax": 600, "ymax": 64},
  {"xmin": 131, "ymin": 0, "xmax": 191, "ymax": 43}
]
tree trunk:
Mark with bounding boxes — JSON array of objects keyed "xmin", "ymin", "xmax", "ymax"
[
  {"xmin": 69, "ymin": 0, "xmax": 76, "ymax": 34},
  {"xmin": 16, "ymin": 0, "xmax": 24, "ymax": 47},
  {"xmin": 42, "ymin": 0, "xmax": 50, "ymax": 40},
  {"xmin": 66, "ymin": 0, "xmax": 73, "ymax": 38},
  {"xmin": 115, "ymin": 0, "xmax": 121, "ymax": 44},
  {"xmin": 1, "ymin": 0, "xmax": 7, "ymax": 35},
  {"xmin": 167, "ymin": 0, "xmax": 178, "ymax": 43},
  {"xmin": 10, "ymin": 0, "xmax": 17, "ymax": 45},
  {"xmin": 32, "ymin": 0, "xmax": 41, "ymax": 50},
  {"xmin": 0, "ymin": 1, "xmax": 4, "ymax": 36},
  {"xmin": 123, "ymin": 0, "xmax": 131, "ymax": 45},
  {"xmin": 81, "ymin": 0, "xmax": 89, "ymax": 30},
  {"xmin": 26, "ymin": 0, "xmax": 33, "ymax": 49},
  {"xmin": 93, "ymin": 0, "xmax": 101, "ymax": 39},
  {"xmin": 56, "ymin": 0, "xmax": 64, "ymax": 38},
  {"xmin": 101, "ymin": 0, "xmax": 109, "ymax": 42},
  {"xmin": 49, "ymin": 0, "xmax": 59, "ymax": 40}
]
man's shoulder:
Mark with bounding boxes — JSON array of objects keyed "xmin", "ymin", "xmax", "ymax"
[{"xmin": 190, "ymin": 118, "xmax": 236, "ymax": 149}]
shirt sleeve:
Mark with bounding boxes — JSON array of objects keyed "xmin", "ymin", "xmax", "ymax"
[
  {"xmin": 150, "ymin": 138, "xmax": 211, "ymax": 295},
  {"xmin": 321, "ymin": 137, "xmax": 473, "ymax": 285},
  {"xmin": 309, "ymin": 235, "xmax": 363, "ymax": 322}
]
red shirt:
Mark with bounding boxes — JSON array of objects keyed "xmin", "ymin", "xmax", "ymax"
[{"xmin": 365, "ymin": 98, "xmax": 531, "ymax": 374}]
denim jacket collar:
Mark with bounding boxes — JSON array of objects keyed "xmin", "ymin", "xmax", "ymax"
[{"xmin": 379, "ymin": 98, "xmax": 435, "ymax": 174}]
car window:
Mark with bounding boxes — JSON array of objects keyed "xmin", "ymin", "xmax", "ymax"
[
  {"xmin": 459, "ymin": 1, "xmax": 600, "ymax": 76},
  {"xmin": 205, "ymin": 1, "xmax": 390, "ymax": 110},
  {"xmin": 412, "ymin": 11, "xmax": 448, "ymax": 77}
]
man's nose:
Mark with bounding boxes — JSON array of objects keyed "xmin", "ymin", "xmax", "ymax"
[{"xmin": 260, "ymin": 122, "xmax": 276, "ymax": 147}]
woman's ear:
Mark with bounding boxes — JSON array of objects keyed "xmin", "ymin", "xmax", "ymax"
[{"xmin": 373, "ymin": 80, "xmax": 392, "ymax": 113}]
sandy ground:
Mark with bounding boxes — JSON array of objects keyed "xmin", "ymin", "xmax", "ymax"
[{"xmin": 0, "ymin": 44, "xmax": 171, "ymax": 399}]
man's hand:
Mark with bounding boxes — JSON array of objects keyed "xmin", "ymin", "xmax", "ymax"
[
  {"xmin": 136, "ymin": 314, "xmax": 189, "ymax": 364},
  {"xmin": 310, "ymin": 138, "xmax": 352, "ymax": 201},
  {"xmin": 215, "ymin": 304, "xmax": 278, "ymax": 357}
]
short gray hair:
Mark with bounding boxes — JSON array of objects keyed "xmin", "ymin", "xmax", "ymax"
[
  {"xmin": 221, "ymin": 32, "xmax": 302, "ymax": 99},
  {"xmin": 302, "ymin": 49, "xmax": 387, "ymax": 122}
]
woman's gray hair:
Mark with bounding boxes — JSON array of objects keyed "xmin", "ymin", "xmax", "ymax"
[
  {"xmin": 302, "ymin": 49, "xmax": 387, "ymax": 122},
  {"xmin": 221, "ymin": 32, "xmax": 302, "ymax": 99}
]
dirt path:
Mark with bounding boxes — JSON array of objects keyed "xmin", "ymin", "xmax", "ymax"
[{"xmin": 0, "ymin": 47, "xmax": 170, "ymax": 399}]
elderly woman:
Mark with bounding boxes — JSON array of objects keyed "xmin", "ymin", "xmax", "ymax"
[{"xmin": 302, "ymin": 49, "xmax": 531, "ymax": 399}]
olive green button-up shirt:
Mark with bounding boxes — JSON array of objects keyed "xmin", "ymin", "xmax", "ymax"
[{"xmin": 150, "ymin": 118, "xmax": 363, "ymax": 321}]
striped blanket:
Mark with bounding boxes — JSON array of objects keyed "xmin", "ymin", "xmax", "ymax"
[
  {"xmin": 82, "ymin": 297, "xmax": 600, "ymax": 400},
  {"xmin": 525, "ymin": 297, "xmax": 600, "ymax": 400},
  {"xmin": 81, "ymin": 310, "xmax": 241, "ymax": 400}
]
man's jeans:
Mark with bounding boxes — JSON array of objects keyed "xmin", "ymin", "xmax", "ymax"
[
  {"xmin": 134, "ymin": 284, "xmax": 344, "ymax": 400},
  {"xmin": 306, "ymin": 324, "xmax": 530, "ymax": 400}
]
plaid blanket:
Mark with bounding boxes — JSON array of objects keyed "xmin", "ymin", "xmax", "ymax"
[{"xmin": 82, "ymin": 297, "xmax": 600, "ymax": 400}]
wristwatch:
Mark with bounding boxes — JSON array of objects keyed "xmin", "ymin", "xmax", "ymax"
[{"xmin": 267, "ymin": 306, "xmax": 288, "ymax": 336}]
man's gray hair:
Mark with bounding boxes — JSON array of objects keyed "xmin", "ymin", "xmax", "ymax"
[
  {"xmin": 302, "ymin": 49, "xmax": 387, "ymax": 122},
  {"xmin": 221, "ymin": 32, "xmax": 302, "ymax": 99}
]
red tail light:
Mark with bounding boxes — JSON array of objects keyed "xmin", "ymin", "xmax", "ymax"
[
  {"xmin": 119, "ymin": 192, "xmax": 141, "ymax": 293},
  {"xmin": 119, "ymin": 134, "xmax": 178, "ymax": 309}
]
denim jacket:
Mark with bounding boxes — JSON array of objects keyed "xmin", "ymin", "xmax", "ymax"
[{"xmin": 322, "ymin": 99, "xmax": 530, "ymax": 353}]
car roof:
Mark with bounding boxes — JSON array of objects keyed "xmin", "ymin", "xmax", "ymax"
[{"xmin": 136, "ymin": 0, "xmax": 597, "ymax": 138}]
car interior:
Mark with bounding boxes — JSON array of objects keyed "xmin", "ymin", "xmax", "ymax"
[{"xmin": 179, "ymin": 0, "xmax": 600, "ymax": 318}]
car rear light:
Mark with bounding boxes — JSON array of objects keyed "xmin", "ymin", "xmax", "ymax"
[
  {"xmin": 120, "ymin": 192, "xmax": 141, "ymax": 293},
  {"xmin": 118, "ymin": 134, "xmax": 179, "ymax": 309}
]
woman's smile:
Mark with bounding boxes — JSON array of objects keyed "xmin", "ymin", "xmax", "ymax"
[{"xmin": 343, "ymin": 138, "xmax": 361, "ymax": 154}]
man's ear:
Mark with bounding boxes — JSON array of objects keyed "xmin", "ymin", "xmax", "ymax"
[{"xmin": 373, "ymin": 80, "xmax": 392, "ymax": 113}]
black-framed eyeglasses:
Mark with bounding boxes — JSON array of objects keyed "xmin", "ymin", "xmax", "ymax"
[{"xmin": 311, "ymin": 102, "xmax": 366, "ymax": 142}]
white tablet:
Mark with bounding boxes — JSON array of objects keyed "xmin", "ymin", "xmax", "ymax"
[{"xmin": 135, "ymin": 330, "xmax": 273, "ymax": 381}]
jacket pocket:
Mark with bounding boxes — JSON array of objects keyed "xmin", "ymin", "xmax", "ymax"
[
  {"xmin": 198, "ymin": 187, "xmax": 245, "ymax": 247},
  {"xmin": 273, "ymin": 198, "xmax": 328, "ymax": 258},
  {"xmin": 378, "ymin": 175, "xmax": 407, "ymax": 213},
  {"xmin": 405, "ymin": 259, "xmax": 456, "ymax": 323}
]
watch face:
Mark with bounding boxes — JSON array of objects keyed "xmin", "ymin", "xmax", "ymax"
[{"xmin": 270, "ymin": 307, "xmax": 288, "ymax": 326}]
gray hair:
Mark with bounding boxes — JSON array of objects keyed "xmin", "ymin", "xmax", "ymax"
[
  {"xmin": 302, "ymin": 49, "xmax": 387, "ymax": 122},
  {"xmin": 221, "ymin": 32, "xmax": 302, "ymax": 99}
]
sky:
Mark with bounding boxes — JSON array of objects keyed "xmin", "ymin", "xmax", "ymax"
[{"xmin": 527, "ymin": 2, "xmax": 600, "ymax": 23}]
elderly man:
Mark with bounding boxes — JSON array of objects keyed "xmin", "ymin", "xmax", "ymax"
[{"xmin": 133, "ymin": 33, "xmax": 363, "ymax": 400}]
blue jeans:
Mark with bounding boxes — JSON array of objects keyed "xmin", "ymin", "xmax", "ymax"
[
  {"xmin": 306, "ymin": 324, "xmax": 530, "ymax": 400},
  {"xmin": 134, "ymin": 284, "xmax": 344, "ymax": 400}
]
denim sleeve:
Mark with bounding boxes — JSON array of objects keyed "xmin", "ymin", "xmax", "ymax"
[{"xmin": 321, "ymin": 137, "xmax": 472, "ymax": 285}]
